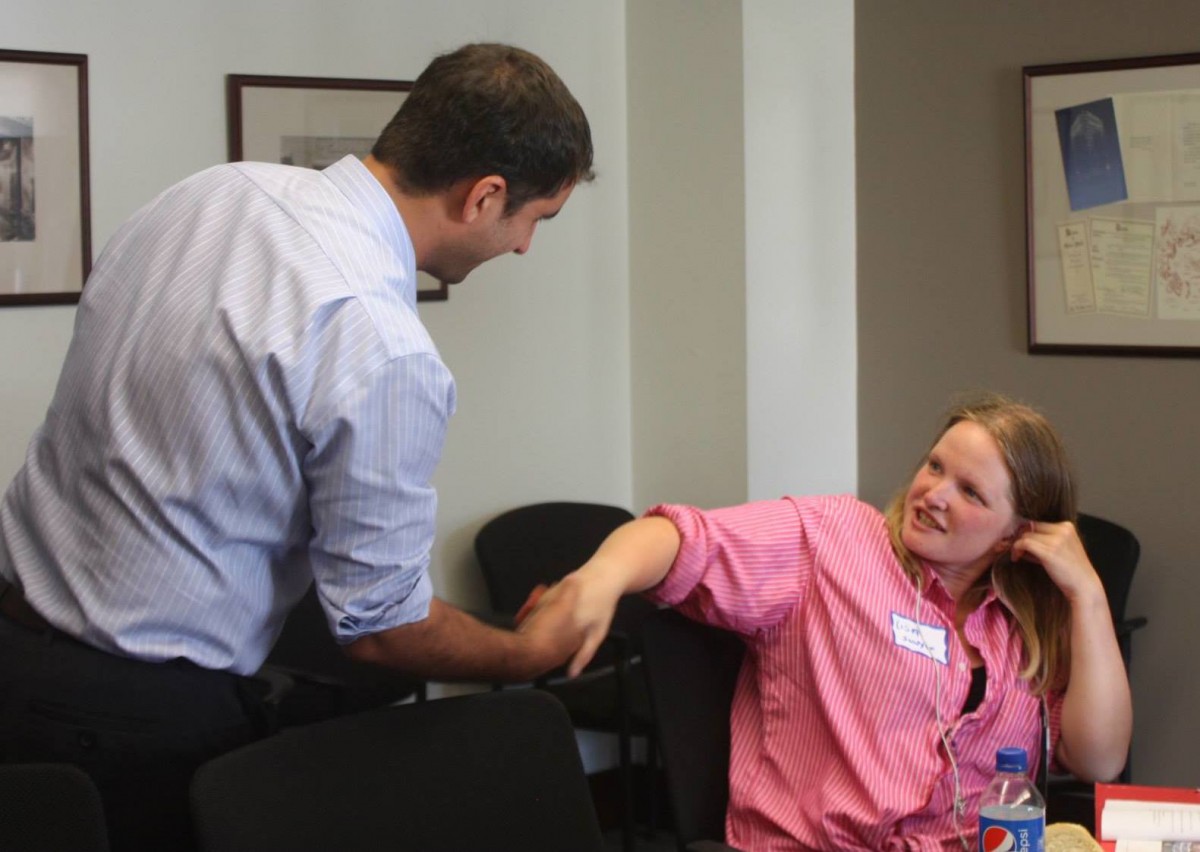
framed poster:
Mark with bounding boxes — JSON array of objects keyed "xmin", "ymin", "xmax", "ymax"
[
  {"xmin": 0, "ymin": 49, "xmax": 90, "ymax": 306},
  {"xmin": 226, "ymin": 73, "xmax": 447, "ymax": 302},
  {"xmin": 1026, "ymin": 52, "xmax": 1200, "ymax": 354}
]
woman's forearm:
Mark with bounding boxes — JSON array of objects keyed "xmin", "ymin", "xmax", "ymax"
[
  {"xmin": 1056, "ymin": 588, "xmax": 1133, "ymax": 781},
  {"xmin": 576, "ymin": 515, "xmax": 682, "ymax": 593}
]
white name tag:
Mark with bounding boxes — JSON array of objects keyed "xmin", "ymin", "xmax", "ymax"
[{"xmin": 891, "ymin": 612, "xmax": 949, "ymax": 665}]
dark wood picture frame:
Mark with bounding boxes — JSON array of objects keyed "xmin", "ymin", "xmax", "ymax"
[
  {"xmin": 226, "ymin": 73, "xmax": 447, "ymax": 302},
  {"xmin": 1026, "ymin": 52, "xmax": 1200, "ymax": 355},
  {"xmin": 0, "ymin": 49, "xmax": 90, "ymax": 307}
]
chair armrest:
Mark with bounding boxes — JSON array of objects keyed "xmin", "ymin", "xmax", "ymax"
[
  {"xmin": 1115, "ymin": 616, "xmax": 1147, "ymax": 638},
  {"xmin": 253, "ymin": 665, "xmax": 297, "ymax": 706},
  {"xmin": 686, "ymin": 842, "xmax": 744, "ymax": 852}
]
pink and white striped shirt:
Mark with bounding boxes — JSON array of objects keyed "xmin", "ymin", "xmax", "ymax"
[{"xmin": 645, "ymin": 495, "xmax": 1063, "ymax": 852}]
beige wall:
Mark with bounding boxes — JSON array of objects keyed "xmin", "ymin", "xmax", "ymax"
[
  {"xmin": 857, "ymin": 0, "xmax": 1200, "ymax": 785},
  {"xmin": 627, "ymin": 0, "xmax": 748, "ymax": 512}
]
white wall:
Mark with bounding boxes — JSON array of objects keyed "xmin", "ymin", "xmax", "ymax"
[
  {"xmin": 0, "ymin": 0, "xmax": 632, "ymax": 620},
  {"xmin": 744, "ymin": 0, "xmax": 857, "ymax": 500}
]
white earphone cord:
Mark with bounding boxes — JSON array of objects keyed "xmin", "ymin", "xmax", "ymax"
[{"xmin": 915, "ymin": 585, "xmax": 971, "ymax": 852}]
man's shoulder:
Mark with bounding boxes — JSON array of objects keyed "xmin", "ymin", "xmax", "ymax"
[
  {"xmin": 144, "ymin": 162, "xmax": 317, "ymax": 219},
  {"xmin": 221, "ymin": 160, "xmax": 332, "ymax": 201}
]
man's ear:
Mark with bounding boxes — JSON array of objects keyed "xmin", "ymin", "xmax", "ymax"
[{"xmin": 460, "ymin": 175, "xmax": 507, "ymax": 224}]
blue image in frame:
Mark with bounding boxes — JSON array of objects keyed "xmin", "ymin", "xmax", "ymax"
[{"xmin": 1055, "ymin": 97, "xmax": 1128, "ymax": 211}]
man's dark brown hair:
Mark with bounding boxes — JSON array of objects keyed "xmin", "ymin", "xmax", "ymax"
[{"xmin": 372, "ymin": 43, "xmax": 594, "ymax": 213}]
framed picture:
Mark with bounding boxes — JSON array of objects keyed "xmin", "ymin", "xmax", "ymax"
[
  {"xmin": 226, "ymin": 73, "xmax": 447, "ymax": 302},
  {"xmin": 0, "ymin": 49, "xmax": 90, "ymax": 307},
  {"xmin": 1025, "ymin": 52, "xmax": 1200, "ymax": 355}
]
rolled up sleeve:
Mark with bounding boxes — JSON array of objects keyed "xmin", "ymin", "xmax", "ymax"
[{"xmin": 303, "ymin": 351, "xmax": 455, "ymax": 642}]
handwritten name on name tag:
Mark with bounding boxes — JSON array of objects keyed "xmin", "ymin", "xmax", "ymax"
[{"xmin": 891, "ymin": 612, "xmax": 949, "ymax": 665}]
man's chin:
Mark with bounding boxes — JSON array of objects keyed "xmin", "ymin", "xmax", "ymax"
[{"xmin": 426, "ymin": 269, "xmax": 465, "ymax": 287}]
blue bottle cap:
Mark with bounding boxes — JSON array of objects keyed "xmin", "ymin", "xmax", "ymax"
[{"xmin": 995, "ymin": 747, "xmax": 1028, "ymax": 772}]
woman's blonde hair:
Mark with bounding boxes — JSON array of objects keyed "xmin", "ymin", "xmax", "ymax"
[{"xmin": 884, "ymin": 393, "xmax": 1076, "ymax": 695}]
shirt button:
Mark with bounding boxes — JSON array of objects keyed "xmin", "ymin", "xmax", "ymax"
[{"xmin": 958, "ymin": 663, "xmax": 967, "ymax": 672}]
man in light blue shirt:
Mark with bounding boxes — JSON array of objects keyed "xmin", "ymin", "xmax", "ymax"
[{"xmin": 0, "ymin": 43, "xmax": 593, "ymax": 851}]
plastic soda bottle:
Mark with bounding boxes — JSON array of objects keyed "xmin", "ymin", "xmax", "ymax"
[{"xmin": 978, "ymin": 746, "xmax": 1045, "ymax": 852}]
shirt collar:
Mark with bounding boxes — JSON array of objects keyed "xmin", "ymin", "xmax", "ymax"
[
  {"xmin": 919, "ymin": 562, "xmax": 1001, "ymax": 611},
  {"xmin": 321, "ymin": 155, "xmax": 418, "ymax": 302}
]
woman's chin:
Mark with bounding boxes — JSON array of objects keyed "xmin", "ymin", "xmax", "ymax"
[{"xmin": 900, "ymin": 524, "xmax": 928, "ymax": 555}]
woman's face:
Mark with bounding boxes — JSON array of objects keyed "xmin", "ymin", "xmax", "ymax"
[{"xmin": 901, "ymin": 421, "xmax": 1020, "ymax": 575}]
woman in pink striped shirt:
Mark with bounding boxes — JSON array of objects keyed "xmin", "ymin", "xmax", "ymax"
[{"xmin": 549, "ymin": 394, "xmax": 1131, "ymax": 851}]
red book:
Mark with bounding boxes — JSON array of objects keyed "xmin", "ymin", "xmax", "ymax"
[{"xmin": 1095, "ymin": 783, "xmax": 1200, "ymax": 851}]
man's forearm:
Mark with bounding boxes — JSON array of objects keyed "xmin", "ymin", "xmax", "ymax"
[{"xmin": 343, "ymin": 597, "xmax": 571, "ymax": 683}]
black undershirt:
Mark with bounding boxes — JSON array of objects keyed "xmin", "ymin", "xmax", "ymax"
[{"xmin": 962, "ymin": 665, "xmax": 987, "ymax": 715}]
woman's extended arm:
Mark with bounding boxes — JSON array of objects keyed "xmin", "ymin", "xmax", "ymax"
[
  {"xmin": 535, "ymin": 515, "xmax": 682, "ymax": 677},
  {"xmin": 1012, "ymin": 521, "xmax": 1133, "ymax": 781}
]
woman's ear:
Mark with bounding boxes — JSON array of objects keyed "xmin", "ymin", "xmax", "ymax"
[{"xmin": 994, "ymin": 519, "xmax": 1031, "ymax": 553}]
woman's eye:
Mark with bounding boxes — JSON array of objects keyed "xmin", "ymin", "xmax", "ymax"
[
  {"xmin": 928, "ymin": 460, "xmax": 942, "ymax": 473},
  {"xmin": 964, "ymin": 486, "xmax": 983, "ymax": 504}
]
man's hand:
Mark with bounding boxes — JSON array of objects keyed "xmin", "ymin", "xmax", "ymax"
[
  {"xmin": 344, "ymin": 595, "xmax": 582, "ymax": 683},
  {"xmin": 515, "ymin": 584, "xmax": 548, "ymax": 625},
  {"xmin": 516, "ymin": 563, "xmax": 627, "ymax": 678},
  {"xmin": 512, "ymin": 576, "xmax": 593, "ymax": 677}
]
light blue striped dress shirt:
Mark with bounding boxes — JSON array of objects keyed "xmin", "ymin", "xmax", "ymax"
[{"xmin": 0, "ymin": 156, "xmax": 456, "ymax": 674}]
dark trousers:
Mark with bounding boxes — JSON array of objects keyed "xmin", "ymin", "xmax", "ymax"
[{"xmin": 0, "ymin": 609, "xmax": 270, "ymax": 852}]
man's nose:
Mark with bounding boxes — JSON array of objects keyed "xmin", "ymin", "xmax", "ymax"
[{"xmin": 513, "ymin": 225, "xmax": 537, "ymax": 255}]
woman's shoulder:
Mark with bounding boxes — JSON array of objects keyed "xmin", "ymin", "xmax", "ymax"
[
  {"xmin": 777, "ymin": 494, "xmax": 892, "ymax": 555},
  {"xmin": 655, "ymin": 496, "xmax": 888, "ymax": 548},
  {"xmin": 782, "ymin": 493, "xmax": 886, "ymax": 527}
]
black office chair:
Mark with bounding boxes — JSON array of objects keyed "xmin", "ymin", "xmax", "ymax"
[
  {"xmin": 474, "ymin": 501, "xmax": 660, "ymax": 852},
  {"xmin": 1045, "ymin": 512, "xmax": 1147, "ymax": 831},
  {"xmin": 190, "ymin": 689, "xmax": 606, "ymax": 852},
  {"xmin": 1076, "ymin": 513, "xmax": 1148, "ymax": 686},
  {"xmin": 259, "ymin": 584, "xmax": 425, "ymax": 728},
  {"xmin": 0, "ymin": 763, "xmax": 109, "ymax": 852},
  {"xmin": 641, "ymin": 608, "xmax": 745, "ymax": 852}
]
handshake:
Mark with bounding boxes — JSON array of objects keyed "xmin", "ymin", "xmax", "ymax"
[{"xmin": 515, "ymin": 584, "xmax": 550, "ymax": 626}]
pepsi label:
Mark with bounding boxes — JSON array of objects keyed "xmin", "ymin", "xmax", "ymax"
[{"xmin": 978, "ymin": 808, "xmax": 1044, "ymax": 852}]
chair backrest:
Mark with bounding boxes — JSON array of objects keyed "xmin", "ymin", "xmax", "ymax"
[
  {"xmin": 1076, "ymin": 512, "xmax": 1141, "ymax": 626},
  {"xmin": 641, "ymin": 608, "xmax": 745, "ymax": 849},
  {"xmin": 475, "ymin": 501, "xmax": 657, "ymax": 665},
  {"xmin": 475, "ymin": 501, "xmax": 636, "ymax": 612},
  {"xmin": 190, "ymin": 689, "xmax": 605, "ymax": 852},
  {"xmin": 1075, "ymin": 511, "xmax": 1144, "ymax": 785},
  {"xmin": 0, "ymin": 763, "xmax": 109, "ymax": 852}
]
